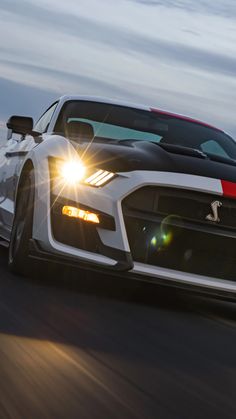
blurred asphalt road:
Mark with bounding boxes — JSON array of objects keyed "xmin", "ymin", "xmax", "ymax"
[{"xmin": 0, "ymin": 247, "xmax": 235, "ymax": 419}]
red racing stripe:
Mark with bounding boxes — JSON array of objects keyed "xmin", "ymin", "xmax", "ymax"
[
  {"xmin": 221, "ymin": 180, "xmax": 236, "ymax": 198},
  {"xmin": 150, "ymin": 108, "xmax": 222, "ymax": 131}
]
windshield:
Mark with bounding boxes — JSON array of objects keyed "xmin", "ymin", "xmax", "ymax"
[{"xmin": 55, "ymin": 101, "xmax": 236, "ymax": 159}]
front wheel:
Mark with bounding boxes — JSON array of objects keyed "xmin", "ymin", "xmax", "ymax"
[{"xmin": 8, "ymin": 170, "xmax": 34, "ymax": 276}]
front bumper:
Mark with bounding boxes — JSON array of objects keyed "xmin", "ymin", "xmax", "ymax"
[
  {"xmin": 29, "ymin": 239, "xmax": 236, "ymax": 300},
  {"xmin": 33, "ymin": 169, "xmax": 236, "ymax": 297}
]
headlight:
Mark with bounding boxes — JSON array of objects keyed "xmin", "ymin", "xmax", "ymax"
[
  {"xmin": 59, "ymin": 160, "xmax": 86, "ymax": 184},
  {"xmin": 51, "ymin": 158, "xmax": 115, "ymax": 187},
  {"xmin": 84, "ymin": 169, "xmax": 116, "ymax": 187}
]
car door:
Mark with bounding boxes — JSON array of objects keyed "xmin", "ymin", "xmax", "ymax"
[
  {"xmin": 0, "ymin": 102, "xmax": 58, "ymax": 238},
  {"xmin": 0, "ymin": 134, "xmax": 36, "ymax": 236}
]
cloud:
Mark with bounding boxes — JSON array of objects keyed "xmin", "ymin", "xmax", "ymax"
[
  {"xmin": 0, "ymin": 0, "xmax": 235, "ymax": 74},
  {"xmin": 1, "ymin": 1, "xmax": 235, "ymax": 83},
  {"xmin": 0, "ymin": 0, "xmax": 235, "ymax": 137},
  {"xmin": 128, "ymin": 0, "xmax": 236, "ymax": 19}
]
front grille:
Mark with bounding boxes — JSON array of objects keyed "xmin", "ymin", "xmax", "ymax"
[
  {"xmin": 123, "ymin": 186, "xmax": 236, "ymax": 230},
  {"xmin": 122, "ymin": 186, "xmax": 236, "ymax": 281}
]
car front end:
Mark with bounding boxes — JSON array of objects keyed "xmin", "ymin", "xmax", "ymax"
[
  {"xmin": 27, "ymin": 97, "xmax": 236, "ymax": 299},
  {"xmin": 30, "ymin": 157, "xmax": 236, "ymax": 298}
]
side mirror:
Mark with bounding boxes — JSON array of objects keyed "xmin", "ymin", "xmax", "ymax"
[{"xmin": 6, "ymin": 115, "xmax": 34, "ymax": 135}]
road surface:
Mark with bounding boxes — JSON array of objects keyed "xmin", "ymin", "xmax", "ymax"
[{"xmin": 0, "ymin": 247, "xmax": 235, "ymax": 419}]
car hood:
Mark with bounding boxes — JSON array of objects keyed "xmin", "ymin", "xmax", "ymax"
[{"xmin": 75, "ymin": 140, "xmax": 236, "ymax": 183}]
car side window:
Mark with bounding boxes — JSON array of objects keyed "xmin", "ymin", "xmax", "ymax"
[{"xmin": 34, "ymin": 102, "xmax": 58, "ymax": 134}]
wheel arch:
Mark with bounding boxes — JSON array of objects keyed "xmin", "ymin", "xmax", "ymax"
[{"xmin": 15, "ymin": 159, "xmax": 34, "ymax": 205}]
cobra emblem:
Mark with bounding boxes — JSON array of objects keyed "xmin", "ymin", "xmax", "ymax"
[{"xmin": 205, "ymin": 200, "xmax": 222, "ymax": 223}]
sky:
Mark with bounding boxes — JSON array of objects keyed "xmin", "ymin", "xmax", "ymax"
[{"xmin": 0, "ymin": 0, "xmax": 235, "ymax": 140}]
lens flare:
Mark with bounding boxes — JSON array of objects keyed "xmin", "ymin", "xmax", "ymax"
[
  {"xmin": 60, "ymin": 160, "xmax": 85, "ymax": 184},
  {"xmin": 161, "ymin": 232, "xmax": 172, "ymax": 246},
  {"xmin": 151, "ymin": 236, "xmax": 157, "ymax": 246},
  {"xmin": 150, "ymin": 231, "xmax": 173, "ymax": 250}
]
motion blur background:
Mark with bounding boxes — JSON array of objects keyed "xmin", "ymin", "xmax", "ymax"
[{"xmin": 0, "ymin": 0, "xmax": 235, "ymax": 140}]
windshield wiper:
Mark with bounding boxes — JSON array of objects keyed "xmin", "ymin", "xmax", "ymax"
[{"xmin": 155, "ymin": 143, "xmax": 208, "ymax": 159}]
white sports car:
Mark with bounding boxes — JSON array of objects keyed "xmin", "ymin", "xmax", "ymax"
[{"xmin": 1, "ymin": 95, "xmax": 236, "ymax": 298}]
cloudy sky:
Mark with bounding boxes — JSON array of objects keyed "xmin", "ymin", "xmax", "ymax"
[{"xmin": 0, "ymin": 0, "xmax": 235, "ymax": 139}]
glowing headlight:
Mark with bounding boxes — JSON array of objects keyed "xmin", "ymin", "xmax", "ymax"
[
  {"xmin": 60, "ymin": 160, "xmax": 86, "ymax": 184},
  {"xmin": 52, "ymin": 157, "xmax": 116, "ymax": 187},
  {"xmin": 84, "ymin": 169, "xmax": 115, "ymax": 187}
]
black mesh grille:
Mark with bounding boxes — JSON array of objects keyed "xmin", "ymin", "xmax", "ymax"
[
  {"xmin": 123, "ymin": 186, "xmax": 236, "ymax": 230},
  {"xmin": 122, "ymin": 186, "xmax": 236, "ymax": 280}
]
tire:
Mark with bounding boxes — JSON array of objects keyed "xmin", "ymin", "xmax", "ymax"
[{"xmin": 8, "ymin": 170, "xmax": 34, "ymax": 275}]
